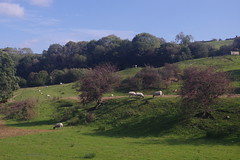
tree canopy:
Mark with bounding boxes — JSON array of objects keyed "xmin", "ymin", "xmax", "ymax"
[{"xmin": 0, "ymin": 51, "xmax": 19, "ymax": 103}]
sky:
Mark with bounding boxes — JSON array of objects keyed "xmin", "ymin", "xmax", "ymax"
[{"xmin": 0, "ymin": 0, "xmax": 240, "ymax": 53}]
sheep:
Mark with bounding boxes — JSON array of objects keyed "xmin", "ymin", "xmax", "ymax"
[
  {"xmin": 136, "ymin": 92, "xmax": 144, "ymax": 98},
  {"xmin": 153, "ymin": 91, "xmax": 163, "ymax": 98},
  {"xmin": 128, "ymin": 91, "xmax": 136, "ymax": 97},
  {"xmin": 53, "ymin": 123, "xmax": 63, "ymax": 129}
]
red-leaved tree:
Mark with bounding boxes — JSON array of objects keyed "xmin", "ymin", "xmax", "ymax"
[
  {"xmin": 180, "ymin": 67, "xmax": 231, "ymax": 118},
  {"xmin": 79, "ymin": 64, "xmax": 120, "ymax": 104}
]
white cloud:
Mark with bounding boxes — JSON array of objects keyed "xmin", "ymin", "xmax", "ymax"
[
  {"xmin": 28, "ymin": 0, "xmax": 53, "ymax": 7},
  {"xmin": 0, "ymin": 2, "xmax": 24, "ymax": 17}
]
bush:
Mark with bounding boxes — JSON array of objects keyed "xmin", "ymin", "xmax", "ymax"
[
  {"xmin": 86, "ymin": 112, "xmax": 96, "ymax": 123},
  {"xmin": 4, "ymin": 99, "xmax": 38, "ymax": 120}
]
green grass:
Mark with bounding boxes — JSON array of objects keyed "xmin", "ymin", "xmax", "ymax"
[
  {"xmin": 0, "ymin": 126, "xmax": 239, "ymax": 160},
  {"xmin": 118, "ymin": 67, "xmax": 142, "ymax": 79},
  {"xmin": 205, "ymin": 40, "xmax": 233, "ymax": 49},
  {"xmin": 178, "ymin": 55, "xmax": 240, "ymax": 72},
  {"xmin": 1, "ymin": 56, "xmax": 240, "ymax": 160},
  {"xmin": 1, "ymin": 95, "xmax": 240, "ymax": 160}
]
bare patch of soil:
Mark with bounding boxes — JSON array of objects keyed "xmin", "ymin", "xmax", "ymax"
[{"xmin": 0, "ymin": 119, "xmax": 51, "ymax": 139}]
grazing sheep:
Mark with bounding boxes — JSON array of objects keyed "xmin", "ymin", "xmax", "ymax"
[
  {"xmin": 128, "ymin": 91, "xmax": 136, "ymax": 97},
  {"xmin": 136, "ymin": 92, "xmax": 144, "ymax": 98},
  {"xmin": 153, "ymin": 91, "xmax": 163, "ymax": 98},
  {"xmin": 53, "ymin": 123, "xmax": 63, "ymax": 129}
]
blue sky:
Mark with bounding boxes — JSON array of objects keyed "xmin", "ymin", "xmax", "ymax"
[{"xmin": 0, "ymin": 0, "xmax": 240, "ymax": 53}]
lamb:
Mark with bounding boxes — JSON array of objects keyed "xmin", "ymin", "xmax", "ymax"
[
  {"xmin": 153, "ymin": 91, "xmax": 163, "ymax": 98},
  {"xmin": 53, "ymin": 123, "xmax": 63, "ymax": 129}
]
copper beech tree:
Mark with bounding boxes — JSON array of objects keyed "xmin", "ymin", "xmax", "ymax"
[
  {"xmin": 180, "ymin": 67, "xmax": 231, "ymax": 118},
  {"xmin": 79, "ymin": 64, "xmax": 120, "ymax": 104}
]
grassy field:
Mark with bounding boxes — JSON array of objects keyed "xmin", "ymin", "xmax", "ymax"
[
  {"xmin": 1, "ymin": 56, "xmax": 240, "ymax": 160},
  {"xmin": 1, "ymin": 96, "xmax": 240, "ymax": 160},
  {"xmin": 205, "ymin": 40, "xmax": 233, "ymax": 49},
  {"xmin": 0, "ymin": 126, "xmax": 239, "ymax": 160}
]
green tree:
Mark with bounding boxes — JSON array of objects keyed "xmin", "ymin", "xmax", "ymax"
[
  {"xmin": 132, "ymin": 33, "xmax": 164, "ymax": 55},
  {"xmin": 232, "ymin": 36, "xmax": 240, "ymax": 50},
  {"xmin": 189, "ymin": 42, "xmax": 209, "ymax": 58},
  {"xmin": 0, "ymin": 51, "xmax": 19, "ymax": 103},
  {"xmin": 175, "ymin": 32, "xmax": 194, "ymax": 45},
  {"xmin": 27, "ymin": 70, "xmax": 49, "ymax": 86}
]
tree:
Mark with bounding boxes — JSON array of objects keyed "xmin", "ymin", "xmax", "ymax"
[
  {"xmin": 79, "ymin": 64, "xmax": 120, "ymax": 104},
  {"xmin": 27, "ymin": 70, "xmax": 49, "ymax": 86},
  {"xmin": 175, "ymin": 32, "xmax": 193, "ymax": 45},
  {"xmin": 232, "ymin": 36, "xmax": 240, "ymax": 50},
  {"xmin": 180, "ymin": 67, "xmax": 231, "ymax": 118},
  {"xmin": 159, "ymin": 63, "xmax": 181, "ymax": 88},
  {"xmin": 134, "ymin": 66, "xmax": 162, "ymax": 89},
  {"xmin": 189, "ymin": 42, "xmax": 209, "ymax": 58},
  {"xmin": 132, "ymin": 33, "xmax": 164, "ymax": 55},
  {"xmin": 0, "ymin": 51, "xmax": 19, "ymax": 103}
]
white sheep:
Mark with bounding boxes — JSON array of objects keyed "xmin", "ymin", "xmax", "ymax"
[
  {"xmin": 128, "ymin": 91, "xmax": 136, "ymax": 97},
  {"xmin": 153, "ymin": 91, "xmax": 163, "ymax": 98},
  {"xmin": 136, "ymin": 92, "xmax": 144, "ymax": 98},
  {"xmin": 53, "ymin": 123, "xmax": 63, "ymax": 129}
]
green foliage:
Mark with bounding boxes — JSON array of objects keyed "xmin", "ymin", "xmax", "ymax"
[
  {"xmin": 132, "ymin": 32, "xmax": 163, "ymax": 55},
  {"xmin": 50, "ymin": 68, "xmax": 86, "ymax": 84},
  {"xmin": 0, "ymin": 51, "xmax": 19, "ymax": 103},
  {"xmin": 175, "ymin": 32, "xmax": 193, "ymax": 45},
  {"xmin": 233, "ymin": 36, "xmax": 240, "ymax": 49},
  {"xmin": 27, "ymin": 70, "xmax": 49, "ymax": 87}
]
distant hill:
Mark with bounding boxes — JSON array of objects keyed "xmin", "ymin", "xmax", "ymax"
[{"xmin": 204, "ymin": 40, "xmax": 233, "ymax": 49}]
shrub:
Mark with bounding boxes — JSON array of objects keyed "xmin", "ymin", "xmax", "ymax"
[
  {"xmin": 120, "ymin": 66, "xmax": 162, "ymax": 90},
  {"xmin": 86, "ymin": 112, "xmax": 96, "ymax": 123},
  {"xmin": 4, "ymin": 99, "xmax": 38, "ymax": 120}
]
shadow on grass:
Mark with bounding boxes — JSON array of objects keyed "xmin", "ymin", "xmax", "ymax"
[
  {"xmin": 130, "ymin": 135, "xmax": 240, "ymax": 146},
  {"xmin": 7, "ymin": 119, "xmax": 55, "ymax": 128},
  {"xmin": 85, "ymin": 112, "xmax": 184, "ymax": 138},
  {"xmin": 228, "ymin": 69, "xmax": 240, "ymax": 81}
]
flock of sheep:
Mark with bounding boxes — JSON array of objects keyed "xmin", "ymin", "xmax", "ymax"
[{"xmin": 128, "ymin": 90, "xmax": 163, "ymax": 98}]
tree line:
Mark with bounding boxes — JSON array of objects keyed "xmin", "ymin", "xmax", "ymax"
[{"xmin": 1, "ymin": 32, "xmax": 240, "ymax": 87}]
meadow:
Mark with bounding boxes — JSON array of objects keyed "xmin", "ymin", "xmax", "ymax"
[{"xmin": 1, "ymin": 55, "xmax": 240, "ymax": 160}]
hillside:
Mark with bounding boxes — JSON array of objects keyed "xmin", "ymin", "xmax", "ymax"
[
  {"xmin": 204, "ymin": 40, "xmax": 233, "ymax": 49},
  {"xmin": 4, "ymin": 54, "xmax": 240, "ymax": 137},
  {"xmin": 0, "ymin": 56, "xmax": 239, "ymax": 160}
]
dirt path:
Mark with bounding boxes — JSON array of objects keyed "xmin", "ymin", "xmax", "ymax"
[
  {"xmin": 0, "ymin": 119, "xmax": 51, "ymax": 139},
  {"xmin": 63, "ymin": 95, "xmax": 180, "ymax": 101}
]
